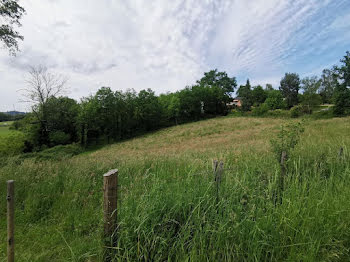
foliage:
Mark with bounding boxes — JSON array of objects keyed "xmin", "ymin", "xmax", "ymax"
[
  {"xmin": 290, "ymin": 105, "xmax": 304, "ymax": 118},
  {"xmin": 252, "ymin": 102, "xmax": 269, "ymax": 116},
  {"xmin": 2, "ymin": 116, "xmax": 350, "ymax": 261},
  {"xmin": 270, "ymin": 121, "xmax": 304, "ymax": 160},
  {"xmin": 196, "ymin": 69, "xmax": 237, "ymax": 95},
  {"xmin": 279, "ymin": 73, "xmax": 300, "ymax": 108},
  {"xmin": 301, "ymin": 76, "xmax": 322, "ymax": 112},
  {"xmin": 237, "ymin": 79, "xmax": 253, "ymax": 112},
  {"xmin": 0, "ymin": 131, "xmax": 25, "ymax": 156},
  {"xmin": 265, "ymin": 90, "xmax": 286, "ymax": 110},
  {"xmin": 319, "ymin": 68, "xmax": 338, "ymax": 104},
  {"xmin": 0, "ymin": 0, "xmax": 25, "ymax": 54},
  {"xmin": 333, "ymin": 51, "xmax": 350, "ymax": 116},
  {"xmin": 251, "ymin": 85, "xmax": 267, "ymax": 105}
]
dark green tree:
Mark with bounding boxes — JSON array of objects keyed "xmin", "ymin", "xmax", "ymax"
[
  {"xmin": 265, "ymin": 90, "xmax": 286, "ymax": 110},
  {"xmin": 279, "ymin": 73, "xmax": 300, "ymax": 108},
  {"xmin": 252, "ymin": 85, "xmax": 267, "ymax": 105},
  {"xmin": 0, "ymin": 0, "xmax": 25, "ymax": 54},
  {"xmin": 196, "ymin": 69, "xmax": 237, "ymax": 96},
  {"xmin": 333, "ymin": 51, "xmax": 350, "ymax": 116},
  {"xmin": 237, "ymin": 79, "xmax": 253, "ymax": 111}
]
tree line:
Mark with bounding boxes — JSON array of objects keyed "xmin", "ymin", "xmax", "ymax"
[
  {"xmin": 236, "ymin": 51, "xmax": 350, "ymax": 116},
  {"xmin": 15, "ymin": 69, "xmax": 236, "ymax": 151},
  {"xmin": 12, "ymin": 51, "xmax": 350, "ymax": 152}
]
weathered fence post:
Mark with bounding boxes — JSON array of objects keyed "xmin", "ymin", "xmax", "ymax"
[
  {"xmin": 338, "ymin": 147, "xmax": 344, "ymax": 159},
  {"xmin": 279, "ymin": 151, "xmax": 287, "ymax": 202},
  {"xmin": 213, "ymin": 160, "xmax": 224, "ymax": 205},
  {"xmin": 103, "ymin": 169, "xmax": 118, "ymax": 261},
  {"xmin": 7, "ymin": 180, "xmax": 15, "ymax": 262}
]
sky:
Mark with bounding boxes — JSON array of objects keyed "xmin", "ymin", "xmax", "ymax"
[{"xmin": 1, "ymin": 0, "xmax": 350, "ymax": 112}]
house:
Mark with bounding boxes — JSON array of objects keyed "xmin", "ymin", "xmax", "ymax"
[{"xmin": 227, "ymin": 97, "xmax": 242, "ymax": 108}]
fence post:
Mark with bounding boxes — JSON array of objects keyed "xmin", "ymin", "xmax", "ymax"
[
  {"xmin": 103, "ymin": 169, "xmax": 118, "ymax": 261},
  {"xmin": 7, "ymin": 180, "xmax": 15, "ymax": 262},
  {"xmin": 213, "ymin": 160, "xmax": 224, "ymax": 205},
  {"xmin": 279, "ymin": 151, "xmax": 287, "ymax": 202},
  {"xmin": 338, "ymin": 147, "xmax": 344, "ymax": 159}
]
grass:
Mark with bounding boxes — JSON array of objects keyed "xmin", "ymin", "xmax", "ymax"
[
  {"xmin": 0, "ymin": 121, "xmax": 13, "ymax": 136},
  {"xmin": 0, "ymin": 116, "xmax": 350, "ymax": 261}
]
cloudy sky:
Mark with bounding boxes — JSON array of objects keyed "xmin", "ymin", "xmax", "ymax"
[{"xmin": 1, "ymin": 0, "xmax": 350, "ymax": 112}]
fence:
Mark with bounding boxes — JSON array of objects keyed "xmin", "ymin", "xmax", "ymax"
[{"xmin": 6, "ymin": 148, "xmax": 345, "ymax": 261}]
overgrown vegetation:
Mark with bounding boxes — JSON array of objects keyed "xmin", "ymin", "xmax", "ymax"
[{"xmin": 1, "ymin": 116, "xmax": 350, "ymax": 261}]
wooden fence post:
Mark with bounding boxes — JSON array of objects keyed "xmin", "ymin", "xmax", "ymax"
[
  {"xmin": 338, "ymin": 147, "xmax": 344, "ymax": 159},
  {"xmin": 103, "ymin": 169, "xmax": 118, "ymax": 261},
  {"xmin": 213, "ymin": 160, "xmax": 224, "ymax": 205},
  {"xmin": 279, "ymin": 151, "xmax": 287, "ymax": 202},
  {"xmin": 7, "ymin": 180, "xmax": 15, "ymax": 262}
]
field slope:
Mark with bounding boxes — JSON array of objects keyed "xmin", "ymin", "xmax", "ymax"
[{"xmin": 1, "ymin": 116, "xmax": 350, "ymax": 261}]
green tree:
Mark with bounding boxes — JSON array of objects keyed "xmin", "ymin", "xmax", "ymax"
[
  {"xmin": 237, "ymin": 79, "xmax": 253, "ymax": 112},
  {"xmin": 333, "ymin": 51, "xmax": 350, "ymax": 116},
  {"xmin": 45, "ymin": 97, "xmax": 80, "ymax": 146},
  {"xmin": 319, "ymin": 68, "xmax": 338, "ymax": 104},
  {"xmin": 0, "ymin": 0, "xmax": 25, "ymax": 54},
  {"xmin": 265, "ymin": 90, "xmax": 286, "ymax": 110},
  {"xmin": 135, "ymin": 89, "xmax": 163, "ymax": 131},
  {"xmin": 280, "ymin": 73, "xmax": 300, "ymax": 108},
  {"xmin": 252, "ymin": 85, "xmax": 267, "ymax": 105},
  {"xmin": 196, "ymin": 69, "xmax": 237, "ymax": 96},
  {"xmin": 301, "ymin": 76, "xmax": 322, "ymax": 112}
]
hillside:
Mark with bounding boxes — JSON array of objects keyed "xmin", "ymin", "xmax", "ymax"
[{"xmin": 1, "ymin": 116, "xmax": 350, "ymax": 261}]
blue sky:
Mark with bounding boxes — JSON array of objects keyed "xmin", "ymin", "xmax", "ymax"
[{"xmin": 1, "ymin": 0, "xmax": 350, "ymax": 111}]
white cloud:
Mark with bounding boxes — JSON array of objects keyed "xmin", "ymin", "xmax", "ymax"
[{"xmin": 0, "ymin": 0, "xmax": 349, "ymax": 111}]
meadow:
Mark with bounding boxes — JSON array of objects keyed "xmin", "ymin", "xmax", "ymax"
[
  {"xmin": 0, "ymin": 116, "xmax": 350, "ymax": 261},
  {"xmin": 0, "ymin": 121, "xmax": 13, "ymax": 136}
]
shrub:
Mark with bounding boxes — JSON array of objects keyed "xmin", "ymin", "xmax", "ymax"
[
  {"xmin": 252, "ymin": 103, "xmax": 269, "ymax": 116},
  {"xmin": 0, "ymin": 132, "xmax": 25, "ymax": 156},
  {"xmin": 270, "ymin": 121, "xmax": 305, "ymax": 160},
  {"xmin": 49, "ymin": 131, "xmax": 71, "ymax": 146},
  {"xmin": 290, "ymin": 105, "xmax": 303, "ymax": 118}
]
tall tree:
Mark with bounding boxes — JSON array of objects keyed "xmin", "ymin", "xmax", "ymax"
[
  {"xmin": 196, "ymin": 69, "xmax": 237, "ymax": 96},
  {"xmin": 0, "ymin": 0, "xmax": 25, "ymax": 54},
  {"xmin": 333, "ymin": 51, "xmax": 350, "ymax": 115},
  {"xmin": 319, "ymin": 68, "xmax": 338, "ymax": 104},
  {"xmin": 21, "ymin": 65, "xmax": 68, "ymax": 146},
  {"xmin": 301, "ymin": 76, "xmax": 322, "ymax": 112},
  {"xmin": 279, "ymin": 73, "xmax": 300, "ymax": 108},
  {"xmin": 252, "ymin": 85, "xmax": 267, "ymax": 105},
  {"xmin": 237, "ymin": 79, "xmax": 253, "ymax": 112}
]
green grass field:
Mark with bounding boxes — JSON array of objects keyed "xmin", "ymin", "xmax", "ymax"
[
  {"xmin": 0, "ymin": 121, "xmax": 13, "ymax": 136},
  {"xmin": 0, "ymin": 116, "xmax": 350, "ymax": 261}
]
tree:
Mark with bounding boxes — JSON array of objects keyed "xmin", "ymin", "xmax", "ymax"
[
  {"xmin": 279, "ymin": 73, "xmax": 300, "ymax": 108},
  {"xmin": 21, "ymin": 65, "xmax": 68, "ymax": 146},
  {"xmin": 196, "ymin": 69, "xmax": 237, "ymax": 96},
  {"xmin": 319, "ymin": 68, "xmax": 338, "ymax": 104},
  {"xmin": 265, "ymin": 84, "xmax": 274, "ymax": 91},
  {"xmin": 252, "ymin": 85, "xmax": 267, "ymax": 105},
  {"xmin": 237, "ymin": 79, "xmax": 253, "ymax": 111},
  {"xmin": 265, "ymin": 90, "xmax": 286, "ymax": 110},
  {"xmin": 333, "ymin": 51, "xmax": 350, "ymax": 115},
  {"xmin": 45, "ymin": 97, "xmax": 80, "ymax": 146},
  {"xmin": 301, "ymin": 76, "xmax": 322, "ymax": 112},
  {"xmin": 0, "ymin": 0, "xmax": 25, "ymax": 54}
]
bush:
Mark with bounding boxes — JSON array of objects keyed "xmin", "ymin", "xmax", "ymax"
[
  {"xmin": 0, "ymin": 132, "xmax": 25, "ymax": 156},
  {"xmin": 252, "ymin": 103, "xmax": 269, "ymax": 116},
  {"xmin": 290, "ymin": 105, "xmax": 303, "ymax": 118},
  {"xmin": 49, "ymin": 131, "xmax": 71, "ymax": 146}
]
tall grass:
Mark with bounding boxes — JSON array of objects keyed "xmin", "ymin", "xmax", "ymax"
[{"xmin": 0, "ymin": 116, "xmax": 350, "ymax": 261}]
